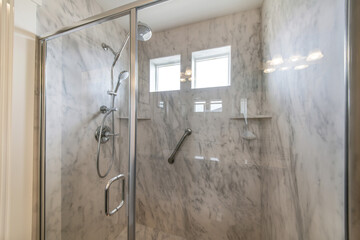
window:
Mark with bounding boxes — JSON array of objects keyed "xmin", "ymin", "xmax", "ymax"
[
  {"xmin": 193, "ymin": 100, "xmax": 223, "ymax": 113},
  {"xmin": 150, "ymin": 55, "xmax": 181, "ymax": 92},
  {"xmin": 192, "ymin": 46, "xmax": 231, "ymax": 89}
]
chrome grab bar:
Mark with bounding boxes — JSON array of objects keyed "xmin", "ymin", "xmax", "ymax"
[
  {"xmin": 168, "ymin": 128, "xmax": 192, "ymax": 164},
  {"xmin": 105, "ymin": 174, "xmax": 125, "ymax": 216}
]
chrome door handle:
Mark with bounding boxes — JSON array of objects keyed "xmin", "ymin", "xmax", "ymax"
[{"xmin": 105, "ymin": 174, "xmax": 125, "ymax": 216}]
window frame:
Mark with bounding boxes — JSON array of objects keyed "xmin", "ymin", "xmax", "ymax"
[
  {"xmin": 191, "ymin": 46, "xmax": 231, "ymax": 89},
  {"xmin": 150, "ymin": 55, "xmax": 181, "ymax": 92}
]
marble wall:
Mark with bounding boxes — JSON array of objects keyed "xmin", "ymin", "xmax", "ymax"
[
  {"xmin": 136, "ymin": 9, "xmax": 264, "ymax": 240},
  {"xmin": 260, "ymin": 0, "xmax": 345, "ymax": 239},
  {"xmin": 37, "ymin": 1, "xmax": 130, "ymax": 239}
]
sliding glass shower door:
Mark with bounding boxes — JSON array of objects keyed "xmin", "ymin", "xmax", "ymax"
[{"xmin": 43, "ymin": 14, "xmax": 130, "ymax": 240}]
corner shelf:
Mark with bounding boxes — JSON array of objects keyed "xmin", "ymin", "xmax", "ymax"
[{"xmin": 230, "ymin": 115, "xmax": 272, "ymax": 120}]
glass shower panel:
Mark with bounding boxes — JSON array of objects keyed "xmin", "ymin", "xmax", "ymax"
[
  {"xmin": 44, "ymin": 15, "xmax": 130, "ymax": 240},
  {"xmin": 136, "ymin": 0, "xmax": 346, "ymax": 239},
  {"xmin": 135, "ymin": 5, "xmax": 263, "ymax": 240}
]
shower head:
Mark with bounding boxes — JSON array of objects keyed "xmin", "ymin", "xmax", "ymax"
[
  {"xmin": 137, "ymin": 22, "xmax": 152, "ymax": 41},
  {"xmin": 114, "ymin": 71, "xmax": 129, "ymax": 93},
  {"xmin": 101, "ymin": 43, "xmax": 116, "ymax": 56}
]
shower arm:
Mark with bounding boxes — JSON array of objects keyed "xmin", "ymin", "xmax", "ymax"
[{"xmin": 110, "ymin": 32, "xmax": 130, "ymax": 91}]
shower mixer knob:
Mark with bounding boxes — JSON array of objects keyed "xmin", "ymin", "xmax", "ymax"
[
  {"xmin": 100, "ymin": 105, "xmax": 109, "ymax": 114},
  {"xmin": 95, "ymin": 125, "xmax": 112, "ymax": 144}
]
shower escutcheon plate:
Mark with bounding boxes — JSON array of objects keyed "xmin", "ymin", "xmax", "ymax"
[{"xmin": 95, "ymin": 125, "xmax": 112, "ymax": 144}]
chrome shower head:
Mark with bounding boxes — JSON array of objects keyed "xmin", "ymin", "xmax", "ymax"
[
  {"xmin": 101, "ymin": 43, "xmax": 116, "ymax": 56},
  {"xmin": 114, "ymin": 71, "xmax": 129, "ymax": 93},
  {"xmin": 137, "ymin": 22, "xmax": 152, "ymax": 42}
]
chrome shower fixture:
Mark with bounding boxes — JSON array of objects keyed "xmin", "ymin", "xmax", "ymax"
[
  {"xmin": 96, "ymin": 22, "xmax": 152, "ymax": 179},
  {"xmin": 95, "ymin": 107, "xmax": 118, "ymax": 178},
  {"xmin": 137, "ymin": 22, "xmax": 152, "ymax": 41},
  {"xmin": 114, "ymin": 71, "xmax": 129, "ymax": 93},
  {"xmin": 101, "ymin": 21, "xmax": 152, "ymax": 59},
  {"xmin": 108, "ymin": 71, "xmax": 129, "ymax": 96},
  {"xmin": 101, "ymin": 43, "xmax": 116, "ymax": 56}
]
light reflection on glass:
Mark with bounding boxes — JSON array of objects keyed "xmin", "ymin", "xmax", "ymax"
[
  {"xmin": 306, "ymin": 50, "xmax": 324, "ymax": 62},
  {"xmin": 263, "ymin": 49, "xmax": 324, "ymax": 74},
  {"xmin": 264, "ymin": 68, "xmax": 276, "ymax": 73},
  {"xmin": 294, "ymin": 64, "xmax": 309, "ymax": 70},
  {"xmin": 280, "ymin": 66, "xmax": 290, "ymax": 71},
  {"xmin": 194, "ymin": 100, "xmax": 223, "ymax": 113},
  {"xmin": 209, "ymin": 157, "xmax": 219, "ymax": 162},
  {"xmin": 194, "ymin": 156, "xmax": 220, "ymax": 162},
  {"xmin": 158, "ymin": 101, "xmax": 164, "ymax": 109},
  {"xmin": 268, "ymin": 55, "xmax": 284, "ymax": 66},
  {"xmin": 289, "ymin": 55, "xmax": 304, "ymax": 62},
  {"xmin": 210, "ymin": 100, "xmax": 222, "ymax": 112},
  {"xmin": 194, "ymin": 101, "xmax": 206, "ymax": 112}
]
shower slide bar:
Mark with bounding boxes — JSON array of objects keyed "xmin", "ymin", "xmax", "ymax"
[{"xmin": 168, "ymin": 128, "xmax": 192, "ymax": 164}]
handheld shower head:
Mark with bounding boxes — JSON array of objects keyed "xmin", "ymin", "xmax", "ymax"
[{"xmin": 114, "ymin": 71, "xmax": 129, "ymax": 93}]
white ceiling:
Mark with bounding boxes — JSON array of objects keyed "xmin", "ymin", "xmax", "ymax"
[{"xmin": 95, "ymin": 0, "xmax": 263, "ymax": 32}]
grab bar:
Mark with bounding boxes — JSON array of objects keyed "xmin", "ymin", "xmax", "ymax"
[
  {"xmin": 168, "ymin": 128, "xmax": 192, "ymax": 164},
  {"xmin": 105, "ymin": 174, "xmax": 125, "ymax": 216}
]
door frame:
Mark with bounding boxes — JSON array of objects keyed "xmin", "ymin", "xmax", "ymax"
[{"xmin": 37, "ymin": 1, "xmax": 168, "ymax": 239}]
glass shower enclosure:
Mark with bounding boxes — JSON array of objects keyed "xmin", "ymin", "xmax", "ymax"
[
  {"xmin": 39, "ymin": 2, "xmax": 150, "ymax": 239},
  {"xmin": 39, "ymin": 0, "xmax": 350, "ymax": 239}
]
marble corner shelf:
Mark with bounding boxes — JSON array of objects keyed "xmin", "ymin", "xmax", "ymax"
[
  {"xmin": 117, "ymin": 117, "xmax": 151, "ymax": 120},
  {"xmin": 230, "ymin": 115, "xmax": 272, "ymax": 120}
]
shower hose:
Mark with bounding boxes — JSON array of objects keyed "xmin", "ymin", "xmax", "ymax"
[{"xmin": 96, "ymin": 107, "xmax": 117, "ymax": 178}]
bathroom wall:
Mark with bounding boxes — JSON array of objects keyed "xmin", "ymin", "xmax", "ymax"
[
  {"xmin": 260, "ymin": 0, "xmax": 345, "ymax": 239},
  {"xmin": 136, "ymin": 9, "xmax": 264, "ymax": 239},
  {"xmin": 37, "ymin": 1, "xmax": 130, "ymax": 239},
  {"xmin": 7, "ymin": 0, "xmax": 38, "ymax": 239}
]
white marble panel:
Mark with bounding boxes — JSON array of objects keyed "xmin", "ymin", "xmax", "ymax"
[{"xmin": 260, "ymin": 0, "xmax": 345, "ymax": 239}]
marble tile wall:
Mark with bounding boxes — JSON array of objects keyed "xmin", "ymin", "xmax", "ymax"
[
  {"xmin": 260, "ymin": 0, "xmax": 346, "ymax": 239},
  {"xmin": 37, "ymin": 1, "xmax": 130, "ymax": 239},
  {"xmin": 136, "ymin": 9, "xmax": 264, "ymax": 240}
]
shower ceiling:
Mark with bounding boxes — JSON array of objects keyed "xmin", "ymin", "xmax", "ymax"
[{"xmin": 95, "ymin": 0, "xmax": 263, "ymax": 32}]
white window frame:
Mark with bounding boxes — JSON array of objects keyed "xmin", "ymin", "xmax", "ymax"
[
  {"xmin": 150, "ymin": 55, "xmax": 181, "ymax": 92},
  {"xmin": 192, "ymin": 46, "xmax": 231, "ymax": 89}
]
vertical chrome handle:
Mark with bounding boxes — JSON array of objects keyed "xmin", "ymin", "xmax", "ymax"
[{"xmin": 105, "ymin": 174, "xmax": 125, "ymax": 216}]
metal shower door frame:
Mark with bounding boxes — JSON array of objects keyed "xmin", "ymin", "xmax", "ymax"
[{"xmin": 37, "ymin": 1, "xmax": 168, "ymax": 239}]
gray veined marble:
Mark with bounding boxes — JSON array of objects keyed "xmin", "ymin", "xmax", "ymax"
[
  {"xmin": 136, "ymin": 9, "xmax": 264, "ymax": 240},
  {"xmin": 260, "ymin": 0, "xmax": 345, "ymax": 239}
]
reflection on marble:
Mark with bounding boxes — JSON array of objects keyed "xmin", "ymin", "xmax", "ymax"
[
  {"xmin": 137, "ymin": 9, "xmax": 263, "ymax": 239},
  {"xmin": 38, "ymin": 1, "xmax": 130, "ymax": 239},
  {"xmin": 260, "ymin": 0, "xmax": 345, "ymax": 239}
]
